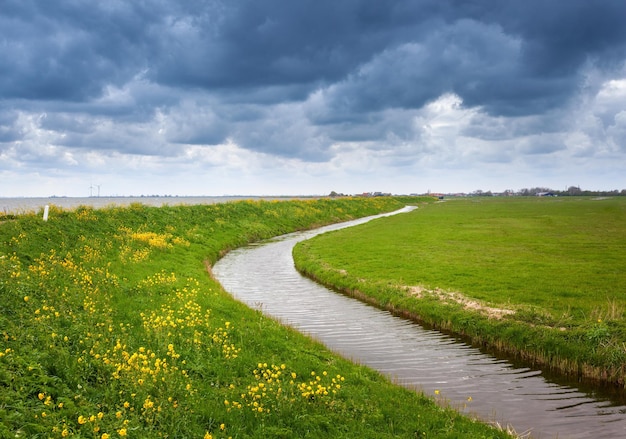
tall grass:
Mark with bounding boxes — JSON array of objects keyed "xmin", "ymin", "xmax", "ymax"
[
  {"xmin": 293, "ymin": 196, "xmax": 626, "ymax": 387},
  {"xmin": 0, "ymin": 197, "xmax": 511, "ymax": 438}
]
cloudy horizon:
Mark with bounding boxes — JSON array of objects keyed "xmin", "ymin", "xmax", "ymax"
[{"xmin": 2, "ymin": 0, "xmax": 625, "ymax": 197}]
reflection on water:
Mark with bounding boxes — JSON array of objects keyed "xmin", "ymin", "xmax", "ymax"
[{"xmin": 213, "ymin": 208, "xmax": 626, "ymax": 439}]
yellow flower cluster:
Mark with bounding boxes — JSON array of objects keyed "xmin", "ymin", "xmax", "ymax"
[
  {"xmin": 297, "ymin": 371, "xmax": 344, "ymax": 402},
  {"xmin": 0, "ymin": 347, "xmax": 12, "ymax": 358},
  {"xmin": 108, "ymin": 343, "xmax": 187, "ymax": 388},
  {"xmin": 139, "ymin": 277, "xmax": 240, "ymax": 361},
  {"xmin": 115, "ymin": 226, "xmax": 189, "ymax": 263},
  {"xmin": 229, "ymin": 363, "xmax": 345, "ymax": 416},
  {"xmin": 33, "ymin": 302, "xmax": 64, "ymax": 324},
  {"xmin": 75, "ymin": 208, "xmax": 97, "ymax": 221},
  {"xmin": 37, "ymin": 392, "xmax": 121, "ymax": 438},
  {"xmin": 25, "ymin": 249, "xmax": 118, "ymax": 301},
  {"xmin": 136, "ymin": 270, "xmax": 178, "ymax": 291},
  {"xmin": 171, "ymin": 236, "xmax": 191, "ymax": 247},
  {"xmin": 6, "ymin": 254, "xmax": 22, "ymax": 279},
  {"xmin": 211, "ymin": 322, "xmax": 241, "ymax": 360},
  {"xmin": 240, "ymin": 363, "xmax": 287, "ymax": 414},
  {"xmin": 131, "ymin": 231, "xmax": 173, "ymax": 249},
  {"xmin": 80, "ymin": 244, "xmax": 106, "ymax": 263}
]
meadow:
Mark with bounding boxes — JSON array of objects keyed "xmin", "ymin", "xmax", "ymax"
[
  {"xmin": 293, "ymin": 196, "xmax": 626, "ymax": 388},
  {"xmin": 0, "ymin": 197, "xmax": 512, "ymax": 438}
]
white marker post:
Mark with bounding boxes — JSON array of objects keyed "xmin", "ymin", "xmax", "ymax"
[{"xmin": 43, "ymin": 205, "xmax": 49, "ymax": 221}]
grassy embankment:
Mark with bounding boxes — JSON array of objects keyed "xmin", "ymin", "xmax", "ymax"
[
  {"xmin": 0, "ymin": 197, "xmax": 512, "ymax": 439},
  {"xmin": 293, "ymin": 196, "xmax": 626, "ymax": 388}
]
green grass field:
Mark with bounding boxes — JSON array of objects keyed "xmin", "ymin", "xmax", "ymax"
[
  {"xmin": 0, "ymin": 198, "xmax": 512, "ymax": 438},
  {"xmin": 293, "ymin": 196, "xmax": 626, "ymax": 387}
]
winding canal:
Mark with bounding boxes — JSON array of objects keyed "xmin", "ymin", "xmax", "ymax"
[{"xmin": 212, "ymin": 207, "xmax": 626, "ymax": 439}]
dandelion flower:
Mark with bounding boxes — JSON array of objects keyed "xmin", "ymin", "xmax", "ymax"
[
  {"xmin": 118, "ymin": 428, "xmax": 127, "ymax": 437},
  {"xmin": 78, "ymin": 415, "xmax": 87, "ymax": 424},
  {"xmin": 434, "ymin": 389, "xmax": 440, "ymax": 395}
]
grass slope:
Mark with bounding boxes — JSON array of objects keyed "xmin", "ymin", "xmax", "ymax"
[
  {"xmin": 293, "ymin": 197, "xmax": 626, "ymax": 387},
  {"xmin": 0, "ymin": 197, "xmax": 511, "ymax": 438}
]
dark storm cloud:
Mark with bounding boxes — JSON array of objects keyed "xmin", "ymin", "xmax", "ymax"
[
  {"xmin": 1, "ymin": 0, "xmax": 626, "ymax": 162},
  {"xmin": 151, "ymin": 0, "xmax": 438, "ymax": 91},
  {"xmin": 500, "ymin": 1, "xmax": 626, "ymax": 73},
  {"xmin": 0, "ymin": 0, "xmax": 162, "ymax": 101},
  {"xmin": 3, "ymin": 0, "xmax": 626, "ymax": 107}
]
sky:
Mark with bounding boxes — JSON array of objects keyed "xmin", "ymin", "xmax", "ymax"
[{"xmin": 1, "ymin": 0, "xmax": 626, "ymax": 197}]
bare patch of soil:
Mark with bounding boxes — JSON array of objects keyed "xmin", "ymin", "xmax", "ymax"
[{"xmin": 407, "ymin": 285, "xmax": 515, "ymax": 319}]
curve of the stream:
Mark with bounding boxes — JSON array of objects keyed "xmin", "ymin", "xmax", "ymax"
[{"xmin": 212, "ymin": 207, "xmax": 626, "ymax": 439}]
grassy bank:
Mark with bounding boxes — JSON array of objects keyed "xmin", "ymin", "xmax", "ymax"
[
  {"xmin": 293, "ymin": 196, "xmax": 626, "ymax": 388},
  {"xmin": 0, "ymin": 197, "xmax": 511, "ymax": 438}
]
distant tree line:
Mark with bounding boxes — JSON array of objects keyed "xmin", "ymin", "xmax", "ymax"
[{"xmin": 472, "ymin": 186, "xmax": 626, "ymax": 197}]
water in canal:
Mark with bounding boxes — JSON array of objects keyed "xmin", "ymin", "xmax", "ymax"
[{"xmin": 212, "ymin": 208, "xmax": 626, "ymax": 438}]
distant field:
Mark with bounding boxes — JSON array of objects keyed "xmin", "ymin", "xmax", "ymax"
[{"xmin": 293, "ymin": 196, "xmax": 626, "ymax": 385}]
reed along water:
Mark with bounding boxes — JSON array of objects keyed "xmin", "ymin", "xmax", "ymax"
[{"xmin": 212, "ymin": 208, "xmax": 626, "ymax": 439}]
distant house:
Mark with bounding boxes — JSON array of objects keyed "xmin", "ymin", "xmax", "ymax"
[{"xmin": 536, "ymin": 192, "xmax": 555, "ymax": 197}]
